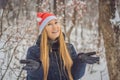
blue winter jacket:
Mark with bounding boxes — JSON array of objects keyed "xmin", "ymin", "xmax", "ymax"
[{"xmin": 26, "ymin": 36, "xmax": 86, "ymax": 80}]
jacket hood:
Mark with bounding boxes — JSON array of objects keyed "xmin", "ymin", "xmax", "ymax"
[
  {"xmin": 36, "ymin": 32, "xmax": 65, "ymax": 47},
  {"xmin": 36, "ymin": 35, "xmax": 59, "ymax": 51},
  {"xmin": 36, "ymin": 35, "xmax": 41, "ymax": 46}
]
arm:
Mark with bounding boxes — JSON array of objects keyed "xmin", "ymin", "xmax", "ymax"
[
  {"xmin": 68, "ymin": 44, "xmax": 99, "ymax": 80},
  {"xmin": 78, "ymin": 52, "xmax": 99, "ymax": 64},
  {"xmin": 67, "ymin": 44, "xmax": 86, "ymax": 80},
  {"xmin": 21, "ymin": 46, "xmax": 43, "ymax": 80}
]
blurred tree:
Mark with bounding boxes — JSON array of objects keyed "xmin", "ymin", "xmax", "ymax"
[
  {"xmin": 0, "ymin": 0, "xmax": 8, "ymax": 9},
  {"xmin": 0, "ymin": 0, "xmax": 101, "ymax": 80},
  {"xmin": 53, "ymin": 0, "xmax": 57, "ymax": 15},
  {"xmin": 36, "ymin": 0, "xmax": 43, "ymax": 12},
  {"xmin": 99, "ymin": 0, "xmax": 120, "ymax": 80}
]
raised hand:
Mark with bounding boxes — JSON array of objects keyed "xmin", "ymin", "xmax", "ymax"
[
  {"xmin": 78, "ymin": 52, "xmax": 99, "ymax": 64},
  {"xmin": 20, "ymin": 59, "xmax": 41, "ymax": 71}
]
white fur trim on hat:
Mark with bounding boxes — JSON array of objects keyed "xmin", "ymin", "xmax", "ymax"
[{"xmin": 39, "ymin": 16, "xmax": 57, "ymax": 34}]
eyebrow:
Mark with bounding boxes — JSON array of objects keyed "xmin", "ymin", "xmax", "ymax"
[{"xmin": 48, "ymin": 20, "xmax": 57, "ymax": 24}]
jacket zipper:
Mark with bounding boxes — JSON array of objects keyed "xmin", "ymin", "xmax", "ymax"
[{"xmin": 54, "ymin": 51, "xmax": 62, "ymax": 80}]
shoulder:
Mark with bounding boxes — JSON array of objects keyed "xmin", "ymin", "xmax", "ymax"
[
  {"xmin": 66, "ymin": 43, "xmax": 73, "ymax": 49},
  {"xmin": 66, "ymin": 43, "xmax": 76, "ymax": 51},
  {"xmin": 27, "ymin": 45, "xmax": 40, "ymax": 60},
  {"xmin": 66, "ymin": 43, "xmax": 77, "ymax": 58},
  {"xmin": 28, "ymin": 45, "xmax": 40, "ymax": 53}
]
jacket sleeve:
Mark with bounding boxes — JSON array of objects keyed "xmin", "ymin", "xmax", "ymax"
[
  {"xmin": 26, "ymin": 45, "xmax": 43, "ymax": 80},
  {"xmin": 68, "ymin": 44, "xmax": 86, "ymax": 80}
]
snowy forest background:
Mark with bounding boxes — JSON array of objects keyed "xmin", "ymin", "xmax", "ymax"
[{"xmin": 0, "ymin": 0, "xmax": 120, "ymax": 80}]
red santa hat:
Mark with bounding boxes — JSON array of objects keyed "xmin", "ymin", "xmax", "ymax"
[{"xmin": 37, "ymin": 12, "xmax": 57, "ymax": 34}]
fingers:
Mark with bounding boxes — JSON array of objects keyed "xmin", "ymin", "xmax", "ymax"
[
  {"xmin": 86, "ymin": 57, "xmax": 100, "ymax": 64},
  {"xmin": 20, "ymin": 59, "xmax": 36, "ymax": 64},
  {"xmin": 85, "ymin": 60, "xmax": 96, "ymax": 64},
  {"xmin": 86, "ymin": 52, "xmax": 96, "ymax": 56},
  {"xmin": 22, "ymin": 66, "xmax": 33, "ymax": 70},
  {"xmin": 95, "ymin": 57, "xmax": 100, "ymax": 62},
  {"xmin": 20, "ymin": 60, "xmax": 30, "ymax": 64},
  {"xmin": 20, "ymin": 59, "xmax": 40, "ymax": 71}
]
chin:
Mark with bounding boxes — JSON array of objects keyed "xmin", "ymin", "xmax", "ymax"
[{"xmin": 52, "ymin": 35, "xmax": 59, "ymax": 40}]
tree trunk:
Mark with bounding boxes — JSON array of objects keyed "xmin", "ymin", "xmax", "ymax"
[
  {"xmin": 98, "ymin": 0, "xmax": 120, "ymax": 80},
  {"xmin": 53, "ymin": 0, "xmax": 57, "ymax": 15}
]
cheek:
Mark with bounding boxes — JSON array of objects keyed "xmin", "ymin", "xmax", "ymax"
[
  {"xmin": 57, "ymin": 25, "xmax": 61, "ymax": 31},
  {"xmin": 46, "ymin": 27, "xmax": 52, "ymax": 33},
  {"xmin": 47, "ymin": 30, "xmax": 52, "ymax": 36},
  {"xmin": 46, "ymin": 29, "xmax": 53, "ymax": 37}
]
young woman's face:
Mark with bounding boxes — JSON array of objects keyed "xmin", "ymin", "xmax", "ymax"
[{"xmin": 45, "ymin": 19, "xmax": 61, "ymax": 40}]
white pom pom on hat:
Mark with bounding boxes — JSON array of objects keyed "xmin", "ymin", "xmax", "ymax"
[{"xmin": 37, "ymin": 17, "xmax": 42, "ymax": 22}]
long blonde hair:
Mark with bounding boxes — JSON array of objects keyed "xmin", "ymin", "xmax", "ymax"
[{"xmin": 40, "ymin": 29, "xmax": 73, "ymax": 80}]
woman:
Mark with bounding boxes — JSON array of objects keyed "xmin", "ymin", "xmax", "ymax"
[{"xmin": 20, "ymin": 12, "xmax": 99, "ymax": 80}]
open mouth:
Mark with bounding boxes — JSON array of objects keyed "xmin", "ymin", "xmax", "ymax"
[{"xmin": 52, "ymin": 31, "xmax": 59, "ymax": 34}]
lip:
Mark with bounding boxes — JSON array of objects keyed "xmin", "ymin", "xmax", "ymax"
[{"xmin": 52, "ymin": 31, "xmax": 59, "ymax": 33}]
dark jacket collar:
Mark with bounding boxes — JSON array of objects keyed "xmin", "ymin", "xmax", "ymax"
[{"xmin": 36, "ymin": 35, "xmax": 59, "ymax": 51}]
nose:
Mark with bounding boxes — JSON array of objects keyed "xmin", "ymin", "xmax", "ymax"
[{"xmin": 52, "ymin": 24, "xmax": 57, "ymax": 30}]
